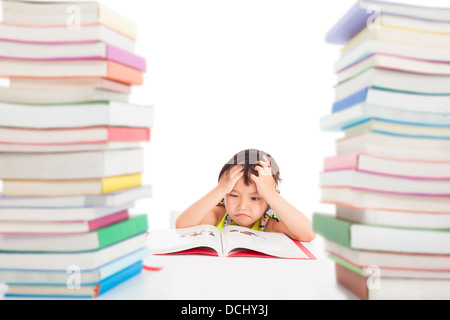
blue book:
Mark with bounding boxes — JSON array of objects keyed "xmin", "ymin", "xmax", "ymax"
[
  {"xmin": 4, "ymin": 260, "xmax": 143, "ymax": 299},
  {"xmin": 332, "ymin": 87, "xmax": 450, "ymax": 114},
  {"xmin": 1, "ymin": 247, "xmax": 149, "ymax": 286},
  {"xmin": 332, "ymin": 88, "xmax": 369, "ymax": 113}
]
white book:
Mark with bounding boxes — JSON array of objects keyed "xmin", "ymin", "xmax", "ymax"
[
  {"xmin": 315, "ymin": 213, "xmax": 450, "ymax": 254},
  {"xmin": 0, "ymin": 59, "xmax": 142, "ymax": 86},
  {"xmin": 320, "ymin": 169, "xmax": 450, "ymax": 196},
  {"xmin": 0, "ymin": 101, "xmax": 154, "ymax": 129},
  {"xmin": 350, "ymin": 223, "xmax": 450, "ymax": 255},
  {"xmin": 336, "ymin": 205, "xmax": 450, "ymax": 229},
  {"xmin": 0, "ymin": 185, "xmax": 152, "ymax": 208},
  {"xmin": 321, "ymin": 104, "xmax": 450, "ymax": 131},
  {"xmin": 0, "ymin": 148, "xmax": 143, "ymax": 180},
  {"xmin": 0, "ymin": 233, "xmax": 146, "ymax": 270},
  {"xmin": 359, "ymin": 0, "xmax": 450, "ymax": 22},
  {"xmin": 3, "ymin": 173, "xmax": 142, "ymax": 197},
  {"xmin": 336, "ymin": 39, "xmax": 450, "ymax": 72},
  {"xmin": 0, "ymin": 23, "xmax": 135, "ymax": 52},
  {"xmin": 10, "ymin": 78, "xmax": 131, "ymax": 95},
  {"xmin": 326, "ymin": 152, "xmax": 450, "ymax": 179},
  {"xmin": 321, "ymin": 187, "xmax": 450, "ymax": 213},
  {"xmin": 337, "ymin": 54, "xmax": 450, "ymax": 83},
  {"xmin": 2, "ymin": 0, "xmax": 137, "ymax": 40},
  {"xmin": 0, "ymin": 142, "xmax": 141, "ymax": 153},
  {"xmin": 0, "ymin": 248, "xmax": 149, "ymax": 285},
  {"xmin": 336, "ymin": 132, "xmax": 450, "ymax": 161},
  {"xmin": 345, "ymin": 118, "xmax": 450, "ymax": 139},
  {"xmin": 148, "ymin": 225, "xmax": 314, "ymax": 259},
  {"xmin": 341, "ymin": 25, "xmax": 450, "ymax": 57},
  {"xmin": 335, "ymin": 68, "xmax": 450, "ymax": 102},
  {"xmin": 0, "ymin": 87, "xmax": 128, "ymax": 104},
  {"xmin": 0, "ymin": 202, "xmax": 133, "ymax": 221},
  {"xmin": 0, "ymin": 214, "xmax": 147, "ymax": 252},
  {"xmin": 325, "ymin": 240, "xmax": 450, "ymax": 272},
  {"xmin": 0, "ymin": 126, "xmax": 147, "ymax": 145},
  {"xmin": 340, "ymin": 88, "xmax": 450, "ymax": 114},
  {"xmin": 331, "ymin": 254, "xmax": 450, "ymax": 280}
]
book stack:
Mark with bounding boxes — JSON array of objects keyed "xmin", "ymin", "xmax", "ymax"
[
  {"xmin": 313, "ymin": 0, "xmax": 450, "ymax": 300},
  {"xmin": 0, "ymin": 0, "xmax": 153, "ymax": 298}
]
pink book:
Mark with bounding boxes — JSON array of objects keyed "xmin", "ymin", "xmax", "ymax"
[
  {"xmin": 324, "ymin": 153, "xmax": 360, "ymax": 172},
  {"xmin": 0, "ymin": 210, "xmax": 130, "ymax": 234}
]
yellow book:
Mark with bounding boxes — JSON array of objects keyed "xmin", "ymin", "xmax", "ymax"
[
  {"xmin": 3, "ymin": 173, "xmax": 142, "ymax": 197},
  {"xmin": 102, "ymin": 173, "xmax": 142, "ymax": 194}
]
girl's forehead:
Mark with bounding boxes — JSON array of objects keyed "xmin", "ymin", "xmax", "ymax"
[{"xmin": 233, "ymin": 177, "xmax": 258, "ymax": 193}]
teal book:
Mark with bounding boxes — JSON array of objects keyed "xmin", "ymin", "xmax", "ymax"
[{"xmin": 313, "ymin": 213, "xmax": 450, "ymax": 255}]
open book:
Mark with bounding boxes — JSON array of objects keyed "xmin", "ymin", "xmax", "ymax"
[{"xmin": 147, "ymin": 225, "xmax": 316, "ymax": 259}]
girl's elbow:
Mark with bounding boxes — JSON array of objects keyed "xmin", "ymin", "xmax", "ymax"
[{"xmin": 294, "ymin": 231, "xmax": 316, "ymax": 242}]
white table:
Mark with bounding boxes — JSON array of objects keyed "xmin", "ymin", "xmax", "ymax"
[
  {"xmin": 97, "ymin": 238, "xmax": 358, "ymax": 300},
  {"xmin": 0, "ymin": 238, "xmax": 357, "ymax": 300}
]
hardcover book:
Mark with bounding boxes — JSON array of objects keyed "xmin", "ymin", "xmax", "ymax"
[{"xmin": 148, "ymin": 225, "xmax": 316, "ymax": 260}]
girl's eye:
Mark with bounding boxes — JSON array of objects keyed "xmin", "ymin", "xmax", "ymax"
[
  {"xmin": 251, "ymin": 197, "xmax": 260, "ymax": 201},
  {"xmin": 229, "ymin": 194, "xmax": 238, "ymax": 198}
]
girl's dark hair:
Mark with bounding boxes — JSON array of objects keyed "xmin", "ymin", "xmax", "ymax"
[{"xmin": 218, "ymin": 149, "xmax": 282, "ymax": 187}]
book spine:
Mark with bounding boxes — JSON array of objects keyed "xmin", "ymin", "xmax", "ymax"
[
  {"xmin": 312, "ymin": 213, "xmax": 352, "ymax": 248},
  {"xmin": 107, "ymin": 127, "xmax": 150, "ymax": 142},
  {"xmin": 101, "ymin": 173, "xmax": 143, "ymax": 194},
  {"xmin": 332, "ymin": 88, "xmax": 369, "ymax": 113},
  {"xmin": 323, "ymin": 153, "xmax": 360, "ymax": 171},
  {"xmin": 88, "ymin": 210, "xmax": 130, "ymax": 231},
  {"xmin": 96, "ymin": 261, "xmax": 143, "ymax": 297},
  {"xmin": 107, "ymin": 61, "xmax": 143, "ymax": 85},
  {"xmin": 96, "ymin": 214, "xmax": 148, "ymax": 249},
  {"xmin": 106, "ymin": 44, "xmax": 146, "ymax": 72}
]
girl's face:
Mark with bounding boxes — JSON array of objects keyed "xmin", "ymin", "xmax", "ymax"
[{"xmin": 225, "ymin": 176, "xmax": 269, "ymax": 228}]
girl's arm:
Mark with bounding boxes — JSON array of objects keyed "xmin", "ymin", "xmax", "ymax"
[
  {"xmin": 263, "ymin": 190, "xmax": 316, "ymax": 242},
  {"xmin": 175, "ymin": 186, "xmax": 225, "ymax": 228},
  {"xmin": 175, "ymin": 165, "xmax": 244, "ymax": 229},
  {"xmin": 250, "ymin": 157, "xmax": 316, "ymax": 242}
]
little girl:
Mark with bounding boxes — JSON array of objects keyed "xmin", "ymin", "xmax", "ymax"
[{"xmin": 176, "ymin": 149, "xmax": 316, "ymax": 242}]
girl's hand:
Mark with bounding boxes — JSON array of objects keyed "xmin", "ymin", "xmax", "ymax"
[
  {"xmin": 217, "ymin": 165, "xmax": 244, "ymax": 196},
  {"xmin": 250, "ymin": 156, "xmax": 276, "ymax": 199}
]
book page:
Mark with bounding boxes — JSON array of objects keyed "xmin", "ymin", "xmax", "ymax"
[
  {"xmin": 221, "ymin": 226, "xmax": 309, "ymax": 259},
  {"xmin": 148, "ymin": 225, "xmax": 222, "ymax": 255}
]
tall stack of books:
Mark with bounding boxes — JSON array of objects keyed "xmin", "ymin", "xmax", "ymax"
[
  {"xmin": 0, "ymin": 0, "xmax": 153, "ymax": 298},
  {"xmin": 313, "ymin": 0, "xmax": 450, "ymax": 300}
]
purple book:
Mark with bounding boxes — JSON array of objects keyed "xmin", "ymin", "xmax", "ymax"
[
  {"xmin": 106, "ymin": 44, "xmax": 147, "ymax": 72},
  {"xmin": 0, "ymin": 40, "xmax": 146, "ymax": 72}
]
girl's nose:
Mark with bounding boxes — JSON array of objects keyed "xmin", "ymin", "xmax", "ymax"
[{"xmin": 237, "ymin": 198, "xmax": 248, "ymax": 210}]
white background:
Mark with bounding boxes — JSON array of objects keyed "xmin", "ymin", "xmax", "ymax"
[
  {"xmin": 126, "ymin": 0, "xmax": 450, "ymax": 229},
  {"xmin": 3, "ymin": 0, "xmax": 448, "ymax": 230},
  {"xmin": 127, "ymin": 0, "xmax": 356, "ymax": 230}
]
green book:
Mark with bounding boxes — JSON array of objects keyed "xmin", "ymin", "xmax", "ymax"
[
  {"xmin": 312, "ymin": 213, "xmax": 450, "ymax": 255},
  {"xmin": 0, "ymin": 214, "xmax": 148, "ymax": 253}
]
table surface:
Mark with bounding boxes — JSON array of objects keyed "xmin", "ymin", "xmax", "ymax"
[
  {"xmin": 98, "ymin": 237, "xmax": 358, "ymax": 300},
  {"xmin": 0, "ymin": 237, "xmax": 358, "ymax": 300}
]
